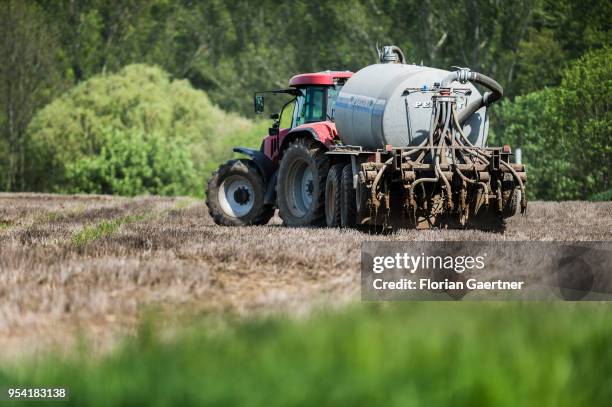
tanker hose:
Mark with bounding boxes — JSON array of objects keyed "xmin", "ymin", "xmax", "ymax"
[
  {"xmin": 500, "ymin": 161, "xmax": 527, "ymax": 213},
  {"xmin": 428, "ymin": 105, "xmax": 441, "ymax": 161},
  {"xmin": 441, "ymin": 69, "xmax": 503, "ymax": 124},
  {"xmin": 435, "ymin": 127, "xmax": 453, "ymax": 210},
  {"xmin": 475, "ymin": 72, "xmax": 503, "ymax": 106},
  {"xmin": 371, "ymin": 157, "xmax": 394, "ymax": 205},
  {"xmin": 454, "ymin": 157, "xmax": 489, "ymax": 205},
  {"xmin": 401, "ymin": 137, "xmax": 428, "ymax": 158},
  {"xmin": 408, "ymin": 124, "xmax": 441, "ymax": 210},
  {"xmin": 451, "ymin": 106, "xmax": 475, "ymax": 147},
  {"xmin": 451, "ymin": 106, "xmax": 490, "ymax": 165},
  {"xmin": 451, "ymin": 103, "xmax": 525, "ymax": 213}
]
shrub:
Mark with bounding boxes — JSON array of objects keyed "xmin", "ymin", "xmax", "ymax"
[
  {"xmin": 61, "ymin": 128, "xmax": 199, "ymax": 196},
  {"xmin": 26, "ymin": 64, "xmax": 257, "ymax": 196},
  {"xmin": 588, "ymin": 189, "xmax": 612, "ymax": 202}
]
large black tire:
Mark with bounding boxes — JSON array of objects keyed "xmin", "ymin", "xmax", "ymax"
[
  {"xmin": 277, "ymin": 139, "xmax": 330, "ymax": 227},
  {"xmin": 341, "ymin": 164, "xmax": 358, "ymax": 228},
  {"xmin": 325, "ymin": 164, "xmax": 344, "ymax": 227},
  {"xmin": 206, "ymin": 159, "xmax": 274, "ymax": 226}
]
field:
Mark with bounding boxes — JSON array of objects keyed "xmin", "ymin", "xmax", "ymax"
[
  {"xmin": 0, "ymin": 193, "xmax": 611, "ymax": 405},
  {"xmin": 0, "ymin": 193, "xmax": 610, "ymax": 358}
]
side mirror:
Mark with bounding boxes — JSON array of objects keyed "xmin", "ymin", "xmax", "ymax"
[
  {"xmin": 254, "ymin": 95, "xmax": 264, "ymax": 114},
  {"xmin": 270, "ymin": 113, "xmax": 279, "ymax": 121}
]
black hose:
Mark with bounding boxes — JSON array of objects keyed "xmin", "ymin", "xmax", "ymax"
[
  {"xmin": 442, "ymin": 70, "xmax": 503, "ymax": 124},
  {"xmin": 474, "ymin": 72, "xmax": 503, "ymax": 106},
  {"xmin": 456, "ymin": 99, "xmax": 483, "ymax": 124}
]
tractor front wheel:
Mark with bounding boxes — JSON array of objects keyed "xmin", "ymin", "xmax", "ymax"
[{"xmin": 206, "ymin": 159, "xmax": 274, "ymax": 226}]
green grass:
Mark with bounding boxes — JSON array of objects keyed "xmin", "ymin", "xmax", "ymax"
[
  {"xmin": 71, "ymin": 215, "xmax": 144, "ymax": 247},
  {"xmin": 1, "ymin": 302, "xmax": 611, "ymax": 406}
]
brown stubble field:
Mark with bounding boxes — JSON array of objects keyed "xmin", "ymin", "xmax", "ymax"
[{"xmin": 0, "ymin": 193, "xmax": 611, "ymax": 358}]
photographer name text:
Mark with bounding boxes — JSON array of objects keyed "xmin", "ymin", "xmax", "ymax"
[{"xmin": 371, "ymin": 253, "xmax": 524, "ymax": 291}]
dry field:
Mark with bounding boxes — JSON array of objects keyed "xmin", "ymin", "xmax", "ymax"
[{"xmin": 0, "ymin": 193, "xmax": 610, "ymax": 357}]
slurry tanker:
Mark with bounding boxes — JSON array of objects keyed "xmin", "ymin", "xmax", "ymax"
[{"xmin": 206, "ymin": 45, "xmax": 526, "ymax": 229}]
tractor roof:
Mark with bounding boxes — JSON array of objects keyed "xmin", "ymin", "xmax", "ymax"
[{"xmin": 289, "ymin": 71, "xmax": 353, "ymax": 87}]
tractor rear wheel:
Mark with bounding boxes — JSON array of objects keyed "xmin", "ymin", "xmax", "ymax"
[
  {"xmin": 277, "ymin": 139, "xmax": 329, "ymax": 227},
  {"xmin": 325, "ymin": 164, "xmax": 344, "ymax": 227},
  {"xmin": 206, "ymin": 159, "xmax": 274, "ymax": 226},
  {"xmin": 341, "ymin": 164, "xmax": 358, "ymax": 228}
]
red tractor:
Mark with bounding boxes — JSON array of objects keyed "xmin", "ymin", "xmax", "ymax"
[
  {"xmin": 206, "ymin": 70, "xmax": 355, "ymax": 227},
  {"xmin": 207, "ymin": 46, "xmax": 526, "ymax": 229}
]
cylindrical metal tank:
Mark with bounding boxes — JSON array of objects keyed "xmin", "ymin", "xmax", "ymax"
[{"xmin": 334, "ymin": 63, "xmax": 489, "ymax": 150}]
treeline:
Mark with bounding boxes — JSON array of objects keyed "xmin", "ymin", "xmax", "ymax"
[
  {"xmin": 494, "ymin": 48, "xmax": 610, "ymax": 200},
  {"xmin": 0, "ymin": 0, "xmax": 609, "ymax": 198}
]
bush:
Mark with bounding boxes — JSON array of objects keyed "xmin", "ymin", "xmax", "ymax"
[
  {"xmin": 26, "ymin": 64, "xmax": 258, "ymax": 196},
  {"xmin": 61, "ymin": 128, "xmax": 198, "ymax": 196},
  {"xmin": 588, "ymin": 189, "xmax": 612, "ymax": 202},
  {"xmin": 495, "ymin": 47, "xmax": 611, "ymax": 200}
]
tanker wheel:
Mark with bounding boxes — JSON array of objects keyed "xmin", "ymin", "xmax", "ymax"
[
  {"xmin": 277, "ymin": 139, "xmax": 329, "ymax": 227},
  {"xmin": 325, "ymin": 164, "xmax": 344, "ymax": 227},
  {"xmin": 341, "ymin": 164, "xmax": 358, "ymax": 228},
  {"xmin": 503, "ymin": 188, "xmax": 521, "ymax": 218},
  {"xmin": 206, "ymin": 159, "xmax": 274, "ymax": 226}
]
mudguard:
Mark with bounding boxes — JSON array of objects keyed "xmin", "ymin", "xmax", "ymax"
[
  {"xmin": 233, "ymin": 147, "xmax": 277, "ymax": 206},
  {"xmin": 233, "ymin": 147, "xmax": 275, "ymax": 183},
  {"xmin": 279, "ymin": 121, "xmax": 338, "ymax": 153}
]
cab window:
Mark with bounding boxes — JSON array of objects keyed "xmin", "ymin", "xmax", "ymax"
[
  {"xmin": 327, "ymin": 86, "xmax": 341, "ymax": 118},
  {"xmin": 279, "ymin": 99, "xmax": 295, "ymax": 129},
  {"xmin": 294, "ymin": 87, "xmax": 326, "ymax": 126}
]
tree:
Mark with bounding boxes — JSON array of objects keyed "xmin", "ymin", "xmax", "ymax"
[
  {"xmin": 0, "ymin": 0, "xmax": 61, "ymax": 190},
  {"xmin": 510, "ymin": 29, "xmax": 566, "ymax": 96},
  {"xmin": 555, "ymin": 47, "xmax": 611, "ymax": 199},
  {"xmin": 496, "ymin": 47, "xmax": 611, "ymax": 200}
]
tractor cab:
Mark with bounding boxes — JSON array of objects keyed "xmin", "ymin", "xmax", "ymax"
[
  {"xmin": 254, "ymin": 71, "xmax": 352, "ymax": 132},
  {"xmin": 253, "ymin": 71, "xmax": 352, "ymax": 164}
]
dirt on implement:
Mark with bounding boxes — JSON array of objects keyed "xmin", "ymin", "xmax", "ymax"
[{"xmin": 0, "ymin": 193, "xmax": 610, "ymax": 357}]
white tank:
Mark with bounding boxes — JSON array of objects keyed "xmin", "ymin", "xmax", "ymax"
[{"xmin": 334, "ymin": 63, "xmax": 489, "ymax": 150}]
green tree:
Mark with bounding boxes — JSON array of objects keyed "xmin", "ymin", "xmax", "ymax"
[
  {"xmin": 497, "ymin": 47, "xmax": 611, "ymax": 200},
  {"xmin": 511, "ymin": 29, "xmax": 566, "ymax": 96},
  {"xmin": 0, "ymin": 0, "xmax": 62, "ymax": 190},
  {"xmin": 555, "ymin": 47, "xmax": 611, "ymax": 199},
  {"xmin": 26, "ymin": 64, "xmax": 255, "ymax": 196}
]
